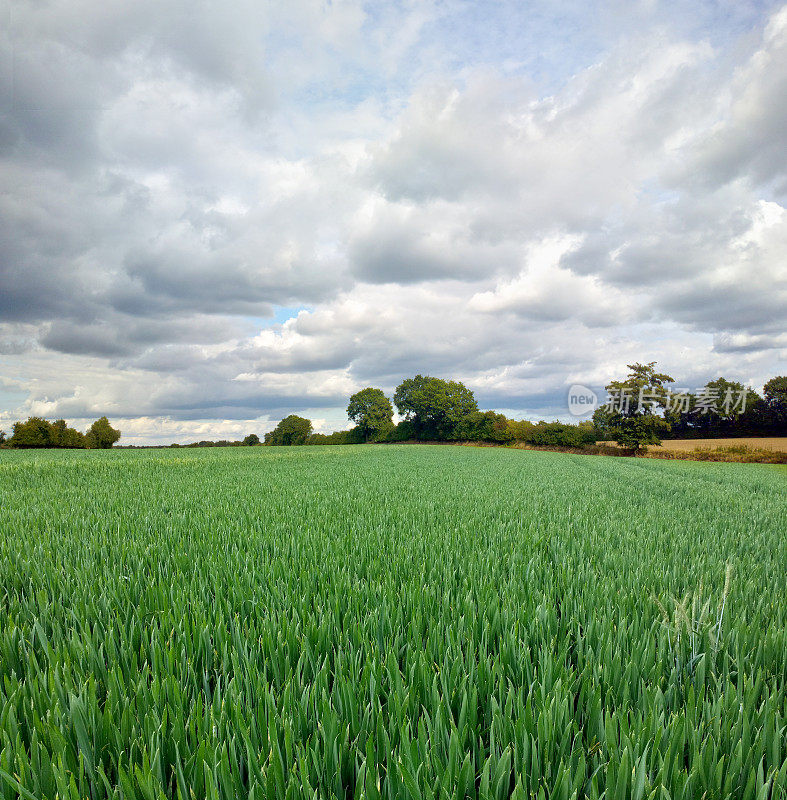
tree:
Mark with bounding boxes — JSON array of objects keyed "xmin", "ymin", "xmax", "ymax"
[
  {"xmin": 668, "ymin": 378, "xmax": 760, "ymax": 437},
  {"xmin": 347, "ymin": 388, "xmax": 394, "ymax": 442},
  {"xmin": 0, "ymin": 430, "xmax": 6, "ymax": 445},
  {"xmin": 7, "ymin": 417, "xmax": 87, "ymax": 448},
  {"xmin": 50, "ymin": 419, "xmax": 68, "ymax": 447},
  {"xmin": 597, "ymin": 362, "xmax": 675, "ymax": 453},
  {"xmin": 591, "ymin": 405, "xmax": 618, "ymax": 441},
  {"xmin": 264, "ymin": 415, "xmax": 312, "ymax": 446},
  {"xmin": 702, "ymin": 378, "xmax": 757, "ymax": 416},
  {"xmin": 612, "ymin": 415, "xmax": 670, "ymax": 452},
  {"xmin": 394, "ymin": 375, "xmax": 478, "ymax": 440},
  {"xmin": 9, "ymin": 417, "xmax": 53, "ymax": 448},
  {"xmin": 763, "ymin": 376, "xmax": 787, "ymax": 427},
  {"xmin": 604, "ymin": 361, "xmax": 675, "ymax": 412},
  {"xmin": 86, "ymin": 417, "xmax": 121, "ymax": 449},
  {"xmin": 49, "ymin": 419, "xmax": 86, "ymax": 448},
  {"xmin": 54, "ymin": 419, "xmax": 87, "ymax": 448},
  {"xmin": 242, "ymin": 433, "xmax": 260, "ymax": 446},
  {"xmin": 382, "ymin": 420, "xmax": 416, "ymax": 442},
  {"xmin": 62, "ymin": 427, "xmax": 87, "ymax": 448}
]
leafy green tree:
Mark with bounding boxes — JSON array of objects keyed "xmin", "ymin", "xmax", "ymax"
[
  {"xmin": 763, "ymin": 376, "xmax": 787, "ymax": 425},
  {"xmin": 0, "ymin": 430, "xmax": 6, "ymax": 445},
  {"xmin": 613, "ymin": 415, "xmax": 671, "ymax": 451},
  {"xmin": 394, "ymin": 375, "xmax": 478, "ymax": 440},
  {"xmin": 58, "ymin": 419, "xmax": 87, "ymax": 448},
  {"xmin": 50, "ymin": 419, "xmax": 68, "ymax": 447},
  {"xmin": 347, "ymin": 388, "xmax": 394, "ymax": 442},
  {"xmin": 264, "ymin": 415, "xmax": 313, "ymax": 446},
  {"xmin": 242, "ymin": 433, "xmax": 260, "ymax": 446},
  {"xmin": 668, "ymin": 378, "xmax": 761, "ymax": 437},
  {"xmin": 8, "ymin": 417, "xmax": 87, "ymax": 448},
  {"xmin": 9, "ymin": 418, "xmax": 54, "ymax": 448},
  {"xmin": 598, "ymin": 362, "xmax": 674, "ymax": 452},
  {"xmin": 49, "ymin": 419, "xmax": 86, "ymax": 448},
  {"xmin": 702, "ymin": 378, "xmax": 757, "ymax": 415},
  {"xmin": 86, "ymin": 417, "xmax": 121, "ymax": 449},
  {"xmin": 604, "ymin": 361, "xmax": 675, "ymax": 412},
  {"xmin": 64, "ymin": 428, "xmax": 87, "ymax": 448},
  {"xmin": 591, "ymin": 405, "xmax": 617, "ymax": 440}
]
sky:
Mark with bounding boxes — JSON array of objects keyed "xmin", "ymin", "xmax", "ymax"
[{"xmin": 1, "ymin": 0, "xmax": 785, "ymax": 444}]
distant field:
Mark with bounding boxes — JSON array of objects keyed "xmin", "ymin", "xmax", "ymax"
[
  {"xmin": 652, "ymin": 437, "xmax": 787, "ymax": 452},
  {"xmin": 0, "ymin": 445, "xmax": 785, "ymax": 799},
  {"xmin": 598, "ymin": 437, "xmax": 787, "ymax": 453}
]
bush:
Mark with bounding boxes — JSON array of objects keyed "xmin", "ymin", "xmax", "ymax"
[
  {"xmin": 455, "ymin": 411, "xmax": 514, "ymax": 443},
  {"xmin": 306, "ymin": 427, "xmax": 365, "ymax": 445},
  {"xmin": 381, "ymin": 421, "xmax": 416, "ymax": 442},
  {"xmin": 524, "ymin": 422, "xmax": 597, "ymax": 448},
  {"xmin": 506, "ymin": 419, "xmax": 537, "ymax": 441},
  {"xmin": 649, "ymin": 445, "xmax": 787, "ymax": 464}
]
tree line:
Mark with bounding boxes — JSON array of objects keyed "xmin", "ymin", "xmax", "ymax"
[
  {"xmin": 262, "ymin": 376, "xmax": 600, "ymax": 448},
  {"xmin": 167, "ymin": 434, "xmax": 261, "ymax": 448},
  {"xmin": 0, "ymin": 416, "xmax": 121, "ymax": 449},
  {"xmin": 263, "ymin": 367, "xmax": 787, "ymax": 451},
  {"xmin": 592, "ymin": 365, "xmax": 787, "ymax": 450},
  {"xmin": 2, "ymin": 366, "xmax": 783, "ymax": 452}
]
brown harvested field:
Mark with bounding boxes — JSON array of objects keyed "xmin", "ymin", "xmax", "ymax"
[
  {"xmin": 649, "ymin": 437, "xmax": 787, "ymax": 452},
  {"xmin": 600, "ymin": 437, "xmax": 787, "ymax": 452},
  {"xmin": 593, "ymin": 438, "xmax": 787, "ymax": 463}
]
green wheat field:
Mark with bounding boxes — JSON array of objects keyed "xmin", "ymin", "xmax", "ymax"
[{"xmin": 1, "ymin": 445, "xmax": 785, "ymax": 800}]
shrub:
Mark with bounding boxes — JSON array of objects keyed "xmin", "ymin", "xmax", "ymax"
[
  {"xmin": 525, "ymin": 421, "xmax": 597, "ymax": 448},
  {"xmin": 306, "ymin": 427, "xmax": 365, "ymax": 445},
  {"xmin": 455, "ymin": 411, "xmax": 514, "ymax": 443},
  {"xmin": 382, "ymin": 420, "xmax": 416, "ymax": 442},
  {"xmin": 506, "ymin": 419, "xmax": 538, "ymax": 441}
]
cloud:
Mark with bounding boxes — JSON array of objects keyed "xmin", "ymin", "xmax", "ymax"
[
  {"xmin": 349, "ymin": 196, "xmax": 523, "ymax": 283},
  {"xmin": 673, "ymin": 6, "xmax": 787, "ymax": 194},
  {"xmin": 0, "ymin": 0, "xmax": 785, "ymax": 441}
]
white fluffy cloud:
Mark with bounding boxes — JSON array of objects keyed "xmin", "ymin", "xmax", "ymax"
[{"xmin": 0, "ymin": 0, "xmax": 785, "ymax": 443}]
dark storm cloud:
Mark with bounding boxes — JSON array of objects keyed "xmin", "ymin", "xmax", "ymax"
[
  {"xmin": 162, "ymin": 393, "xmax": 346, "ymax": 422},
  {"xmin": 656, "ymin": 281, "xmax": 787, "ymax": 336},
  {"xmin": 40, "ymin": 315, "xmax": 249, "ymax": 359}
]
